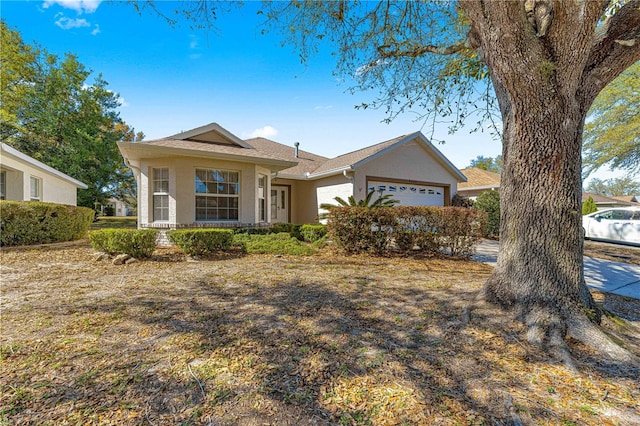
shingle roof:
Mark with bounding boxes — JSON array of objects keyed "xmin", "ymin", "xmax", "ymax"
[
  {"xmin": 582, "ymin": 192, "xmax": 636, "ymax": 205},
  {"xmin": 310, "ymin": 135, "xmax": 407, "ymax": 175},
  {"xmin": 458, "ymin": 168, "xmax": 501, "ymax": 189},
  {"xmin": 610, "ymin": 195, "xmax": 639, "ymax": 203},
  {"xmin": 122, "ymin": 124, "xmax": 464, "ymax": 182},
  {"xmin": 245, "ymin": 138, "xmax": 329, "ymax": 175},
  {"xmin": 131, "ymin": 137, "xmax": 290, "ymax": 163}
]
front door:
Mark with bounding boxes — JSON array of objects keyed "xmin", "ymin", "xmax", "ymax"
[{"xmin": 271, "ymin": 186, "xmax": 289, "ymax": 223}]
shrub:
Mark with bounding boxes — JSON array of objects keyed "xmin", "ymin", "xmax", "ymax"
[
  {"xmin": 300, "ymin": 224, "xmax": 327, "ymax": 242},
  {"xmin": 326, "ymin": 206, "xmax": 487, "ymax": 258},
  {"xmin": 582, "ymin": 196, "xmax": 598, "ymax": 215},
  {"xmin": 474, "ymin": 190, "xmax": 500, "ymax": 238},
  {"xmin": 89, "ymin": 229, "xmax": 158, "ymax": 258},
  {"xmin": 232, "ymin": 232, "xmax": 316, "ymax": 255},
  {"xmin": 168, "ymin": 229, "xmax": 234, "ymax": 256},
  {"xmin": 270, "ymin": 223, "xmax": 303, "ymax": 240},
  {"xmin": 0, "ymin": 201, "xmax": 94, "ymax": 246},
  {"xmin": 451, "ymin": 194, "xmax": 474, "ymax": 208}
]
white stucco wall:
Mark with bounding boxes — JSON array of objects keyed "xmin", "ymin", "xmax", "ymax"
[
  {"xmin": 138, "ymin": 157, "xmax": 268, "ymax": 227},
  {"xmin": 1, "ymin": 148, "xmax": 83, "ymax": 205}
]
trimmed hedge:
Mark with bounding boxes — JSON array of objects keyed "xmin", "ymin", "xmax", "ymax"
[
  {"xmin": 0, "ymin": 201, "xmax": 94, "ymax": 246},
  {"xmin": 168, "ymin": 229, "xmax": 234, "ymax": 256},
  {"xmin": 89, "ymin": 229, "xmax": 158, "ymax": 258},
  {"xmin": 326, "ymin": 206, "xmax": 487, "ymax": 257},
  {"xmin": 474, "ymin": 190, "xmax": 500, "ymax": 238},
  {"xmin": 300, "ymin": 224, "xmax": 327, "ymax": 242}
]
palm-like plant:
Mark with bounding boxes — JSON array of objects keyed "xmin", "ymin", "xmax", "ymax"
[{"xmin": 319, "ymin": 190, "xmax": 398, "ymax": 218}]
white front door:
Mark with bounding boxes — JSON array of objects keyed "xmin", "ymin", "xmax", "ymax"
[{"xmin": 271, "ymin": 186, "xmax": 289, "ymax": 223}]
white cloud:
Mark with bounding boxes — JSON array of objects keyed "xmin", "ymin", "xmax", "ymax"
[
  {"xmin": 43, "ymin": 0, "xmax": 102, "ymax": 14},
  {"xmin": 314, "ymin": 105, "xmax": 333, "ymax": 110},
  {"xmin": 189, "ymin": 35, "xmax": 199, "ymax": 50},
  {"xmin": 118, "ymin": 96, "xmax": 129, "ymax": 108},
  {"xmin": 250, "ymin": 126, "xmax": 278, "ymax": 139},
  {"xmin": 91, "ymin": 24, "xmax": 100, "ymax": 35},
  {"xmin": 55, "ymin": 16, "xmax": 90, "ymax": 29}
]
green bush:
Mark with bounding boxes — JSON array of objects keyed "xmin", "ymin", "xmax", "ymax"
[
  {"xmin": 89, "ymin": 229, "xmax": 158, "ymax": 258},
  {"xmin": 232, "ymin": 232, "xmax": 316, "ymax": 255},
  {"xmin": 0, "ymin": 201, "xmax": 94, "ymax": 246},
  {"xmin": 582, "ymin": 196, "xmax": 598, "ymax": 215},
  {"xmin": 474, "ymin": 190, "xmax": 500, "ymax": 238},
  {"xmin": 326, "ymin": 206, "xmax": 487, "ymax": 258},
  {"xmin": 168, "ymin": 229, "xmax": 234, "ymax": 256},
  {"xmin": 300, "ymin": 224, "xmax": 327, "ymax": 242},
  {"xmin": 270, "ymin": 223, "xmax": 303, "ymax": 240}
]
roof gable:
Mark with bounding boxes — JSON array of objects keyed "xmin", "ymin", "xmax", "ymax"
[
  {"xmin": 309, "ymin": 132, "xmax": 466, "ymax": 182},
  {"xmin": 170, "ymin": 122, "xmax": 252, "ymax": 148}
]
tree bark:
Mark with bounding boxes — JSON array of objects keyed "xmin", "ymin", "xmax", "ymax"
[{"xmin": 460, "ymin": 0, "xmax": 640, "ymax": 365}]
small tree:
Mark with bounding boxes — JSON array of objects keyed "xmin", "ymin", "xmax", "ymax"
[
  {"xmin": 581, "ymin": 196, "xmax": 598, "ymax": 216},
  {"xmin": 475, "ymin": 190, "xmax": 500, "ymax": 238}
]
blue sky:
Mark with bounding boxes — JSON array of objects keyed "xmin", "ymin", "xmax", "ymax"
[{"xmin": 0, "ymin": 0, "xmax": 624, "ymax": 182}]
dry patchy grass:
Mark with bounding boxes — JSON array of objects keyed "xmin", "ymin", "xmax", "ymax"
[{"xmin": 1, "ymin": 242, "xmax": 639, "ymax": 425}]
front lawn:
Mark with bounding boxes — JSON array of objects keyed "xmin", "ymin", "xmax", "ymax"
[
  {"xmin": 89, "ymin": 216, "xmax": 137, "ymax": 230},
  {"xmin": 1, "ymin": 243, "xmax": 638, "ymax": 425}
]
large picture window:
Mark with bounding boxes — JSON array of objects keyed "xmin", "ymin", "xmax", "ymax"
[
  {"xmin": 152, "ymin": 168, "xmax": 169, "ymax": 221},
  {"xmin": 195, "ymin": 169, "xmax": 239, "ymax": 221}
]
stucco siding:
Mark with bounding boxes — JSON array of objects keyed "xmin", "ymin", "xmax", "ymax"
[
  {"xmin": 354, "ymin": 141, "xmax": 459, "ymax": 203},
  {"xmin": 139, "ymin": 157, "xmax": 264, "ymax": 227},
  {"xmin": 1, "ymin": 153, "xmax": 79, "ymax": 205}
]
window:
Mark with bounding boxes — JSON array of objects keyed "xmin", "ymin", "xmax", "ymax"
[
  {"xmin": 195, "ymin": 169, "xmax": 239, "ymax": 221},
  {"xmin": 258, "ymin": 174, "xmax": 266, "ymax": 222},
  {"xmin": 152, "ymin": 168, "xmax": 169, "ymax": 221},
  {"xmin": 0, "ymin": 171, "xmax": 5, "ymax": 200},
  {"xmin": 30, "ymin": 176, "xmax": 41, "ymax": 201}
]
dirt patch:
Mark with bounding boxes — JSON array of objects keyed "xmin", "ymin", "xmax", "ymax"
[
  {"xmin": 584, "ymin": 241, "xmax": 640, "ymax": 265},
  {"xmin": 1, "ymin": 242, "xmax": 639, "ymax": 425}
]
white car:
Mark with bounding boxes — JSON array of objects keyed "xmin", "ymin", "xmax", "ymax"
[{"xmin": 583, "ymin": 207, "xmax": 640, "ymax": 246}]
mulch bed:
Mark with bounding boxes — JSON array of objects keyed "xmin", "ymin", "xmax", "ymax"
[{"xmin": 1, "ymin": 242, "xmax": 639, "ymax": 425}]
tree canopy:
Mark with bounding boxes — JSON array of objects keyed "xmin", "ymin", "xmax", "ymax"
[
  {"xmin": 468, "ymin": 155, "xmax": 502, "ymax": 173},
  {"xmin": 585, "ymin": 176, "xmax": 640, "ymax": 196},
  {"xmin": 0, "ymin": 21, "xmax": 141, "ymax": 208},
  {"xmin": 583, "ymin": 62, "xmax": 640, "ymax": 177}
]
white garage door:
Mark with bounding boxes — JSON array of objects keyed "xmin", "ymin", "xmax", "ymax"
[{"xmin": 368, "ymin": 181, "xmax": 445, "ymax": 206}]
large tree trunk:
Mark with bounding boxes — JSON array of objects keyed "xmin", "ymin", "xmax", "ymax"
[
  {"xmin": 486, "ymin": 79, "xmax": 600, "ymax": 364},
  {"xmin": 461, "ymin": 0, "xmax": 640, "ymax": 366}
]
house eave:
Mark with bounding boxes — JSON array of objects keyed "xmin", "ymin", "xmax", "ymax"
[
  {"xmin": 117, "ymin": 141, "xmax": 297, "ymax": 172},
  {"xmin": 1, "ymin": 143, "xmax": 88, "ymax": 189}
]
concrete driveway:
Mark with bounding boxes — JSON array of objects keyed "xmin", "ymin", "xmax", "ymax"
[{"xmin": 473, "ymin": 239, "xmax": 640, "ymax": 300}]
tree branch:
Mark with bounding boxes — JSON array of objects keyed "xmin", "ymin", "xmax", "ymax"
[
  {"xmin": 583, "ymin": 0, "xmax": 640, "ymax": 96},
  {"xmin": 376, "ymin": 41, "xmax": 467, "ymax": 59}
]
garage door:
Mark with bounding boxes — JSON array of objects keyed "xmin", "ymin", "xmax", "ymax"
[{"xmin": 368, "ymin": 181, "xmax": 445, "ymax": 206}]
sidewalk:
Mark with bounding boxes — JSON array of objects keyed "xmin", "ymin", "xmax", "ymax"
[{"xmin": 473, "ymin": 240, "xmax": 640, "ymax": 300}]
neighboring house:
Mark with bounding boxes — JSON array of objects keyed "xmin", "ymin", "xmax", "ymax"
[
  {"xmin": 611, "ymin": 195, "xmax": 640, "ymax": 204},
  {"xmin": 117, "ymin": 122, "xmax": 467, "ymax": 228},
  {"xmin": 102, "ymin": 197, "xmax": 135, "ymax": 216},
  {"xmin": 457, "ymin": 167, "xmax": 501, "ymax": 199},
  {"xmin": 582, "ymin": 192, "xmax": 637, "ymax": 210},
  {"xmin": 0, "ymin": 143, "xmax": 87, "ymax": 206}
]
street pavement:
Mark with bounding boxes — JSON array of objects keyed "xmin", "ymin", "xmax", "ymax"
[{"xmin": 473, "ymin": 239, "xmax": 640, "ymax": 300}]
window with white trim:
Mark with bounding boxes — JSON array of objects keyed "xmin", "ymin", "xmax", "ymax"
[
  {"xmin": 195, "ymin": 169, "xmax": 239, "ymax": 221},
  {"xmin": 152, "ymin": 168, "xmax": 169, "ymax": 221},
  {"xmin": 30, "ymin": 176, "xmax": 41, "ymax": 201},
  {"xmin": 258, "ymin": 174, "xmax": 266, "ymax": 222},
  {"xmin": 0, "ymin": 171, "xmax": 6, "ymax": 200}
]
